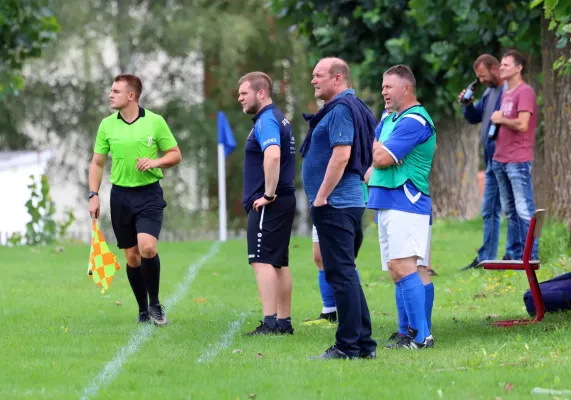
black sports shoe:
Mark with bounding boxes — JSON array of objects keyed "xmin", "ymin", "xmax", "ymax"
[
  {"xmin": 386, "ymin": 327, "xmax": 430, "ymax": 350},
  {"xmin": 245, "ymin": 321, "xmax": 278, "ymax": 336},
  {"xmin": 277, "ymin": 324, "xmax": 295, "ymax": 335},
  {"xmin": 359, "ymin": 350, "xmax": 376, "ymax": 359},
  {"xmin": 424, "ymin": 335, "xmax": 435, "ymax": 348},
  {"xmin": 385, "ymin": 331, "xmax": 406, "ymax": 347},
  {"xmin": 301, "ymin": 311, "xmax": 337, "ymax": 326},
  {"xmin": 309, "ymin": 345, "xmax": 355, "ymax": 360},
  {"xmin": 137, "ymin": 310, "xmax": 151, "ymax": 323},
  {"xmin": 148, "ymin": 304, "xmax": 168, "ymax": 326},
  {"xmin": 461, "ymin": 257, "xmax": 481, "ymax": 271},
  {"xmin": 386, "ymin": 335, "xmax": 424, "ymax": 349}
]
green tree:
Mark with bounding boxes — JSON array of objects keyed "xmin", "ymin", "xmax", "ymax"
[
  {"xmin": 531, "ymin": 0, "xmax": 571, "ymax": 233},
  {"xmin": 531, "ymin": 0, "xmax": 571, "ymax": 74},
  {"xmin": 0, "ymin": 0, "xmax": 59, "ymax": 96}
]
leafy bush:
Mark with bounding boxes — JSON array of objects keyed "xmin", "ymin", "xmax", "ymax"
[{"xmin": 7, "ymin": 174, "xmax": 74, "ymax": 246}]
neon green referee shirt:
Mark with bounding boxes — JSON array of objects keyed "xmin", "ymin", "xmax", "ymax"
[{"xmin": 94, "ymin": 107, "xmax": 178, "ymax": 187}]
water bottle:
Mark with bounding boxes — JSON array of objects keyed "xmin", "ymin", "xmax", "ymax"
[
  {"xmin": 488, "ymin": 123, "xmax": 498, "ymax": 140},
  {"xmin": 461, "ymin": 79, "xmax": 478, "ymax": 104}
]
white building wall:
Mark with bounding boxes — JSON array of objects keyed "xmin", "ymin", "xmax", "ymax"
[{"xmin": 0, "ymin": 151, "xmax": 52, "ymax": 244}]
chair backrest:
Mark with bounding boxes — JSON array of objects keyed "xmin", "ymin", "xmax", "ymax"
[
  {"xmin": 523, "ymin": 209, "xmax": 546, "ymax": 262},
  {"xmin": 533, "ymin": 209, "xmax": 546, "ymax": 239}
]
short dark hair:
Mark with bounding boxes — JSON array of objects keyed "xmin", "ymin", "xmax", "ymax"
[
  {"xmin": 383, "ymin": 64, "xmax": 416, "ymax": 89},
  {"xmin": 473, "ymin": 54, "xmax": 500, "ymax": 70},
  {"xmin": 238, "ymin": 72, "xmax": 273, "ymax": 95},
  {"xmin": 502, "ymin": 49, "xmax": 526, "ymax": 73},
  {"xmin": 114, "ymin": 74, "xmax": 143, "ymax": 100}
]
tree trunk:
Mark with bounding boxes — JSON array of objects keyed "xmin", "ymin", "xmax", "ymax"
[
  {"xmin": 523, "ymin": 51, "xmax": 548, "ymax": 208},
  {"xmin": 431, "ymin": 117, "xmax": 480, "ymax": 219},
  {"xmin": 540, "ymin": 14, "xmax": 571, "ymax": 232}
]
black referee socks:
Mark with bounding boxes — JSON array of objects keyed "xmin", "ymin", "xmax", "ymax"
[
  {"xmin": 141, "ymin": 254, "xmax": 161, "ymax": 306},
  {"xmin": 126, "ymin": 265, "xmax": 148, "ymax": 312}
]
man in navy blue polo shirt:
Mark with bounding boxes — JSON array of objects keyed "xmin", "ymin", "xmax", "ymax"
[
  {"xmin": 238, "ymin": 71, "xmax": 296, "ymax": 336},
  {"xmin": 301, "ymin": 57, "xmax": 377, "ymax": 360}
]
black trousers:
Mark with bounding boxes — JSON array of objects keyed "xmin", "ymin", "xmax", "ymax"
[{"xmin": 311, "ymin": 204, "xmax": 377, "ymax": 357}]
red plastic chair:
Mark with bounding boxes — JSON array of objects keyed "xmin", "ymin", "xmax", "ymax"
[{"xmin": 477, "ymin": 209, "xmax": 546, "ymax": 327}]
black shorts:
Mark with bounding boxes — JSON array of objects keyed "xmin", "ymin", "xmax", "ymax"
[
  {"xmin": 247, "ymin": 194, "xmax": 296, "ymax": 268},
  {"xmin": 110, "ymin": 181, "xmax": 167, "ymax": 249}
]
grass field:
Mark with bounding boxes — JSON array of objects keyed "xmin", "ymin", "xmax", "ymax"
[{"xmin": 1, "ymin": 217, "xmax": 570, "ymax": 400}]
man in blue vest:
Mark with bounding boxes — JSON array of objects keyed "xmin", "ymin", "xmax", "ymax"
[
  {"xmin": 368, "ymin": 64, "xmax": 435, "ymax": 349},
  {"xmin": 459, "ymin": 54, "xmax": 513, "ymax": 270},
  {"xmin": 301, "ymin": 57, "xmax": 377, "ymax": 359}
]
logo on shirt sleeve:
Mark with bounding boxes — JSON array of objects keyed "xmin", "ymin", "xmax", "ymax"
[{"xmin": 262, "ymin": 138, "xmax": 277, "ymax": 146}]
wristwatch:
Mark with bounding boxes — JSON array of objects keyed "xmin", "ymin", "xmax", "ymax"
[
  {"xmin": 88, "ymin": 191, "xmax": 98, "ymax": 199},
  {"xmin": 263, "ymin": 193, "xmax": 276, "ymax": 202}
]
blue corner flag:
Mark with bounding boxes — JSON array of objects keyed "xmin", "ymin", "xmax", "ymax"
[{"xmin": 217, "ymin": 111, "xmax": 237, "ymax": 157}]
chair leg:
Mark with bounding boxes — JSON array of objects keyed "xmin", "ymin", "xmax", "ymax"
[
  {"xmin": 491, "ymin": 268, "xmax": 546, "ymax": 327},
  {"xmin": 526, "ymin": 269, "xmax": 546, "ymax": 322}
]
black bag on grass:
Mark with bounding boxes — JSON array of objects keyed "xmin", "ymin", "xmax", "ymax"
[{"xmin": 524, "ymin": 272, "xmax": 571, "ymax": 316}]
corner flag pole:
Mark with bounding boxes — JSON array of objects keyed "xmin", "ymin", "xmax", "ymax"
[
  {"xmin": 217, "ymin": 143, "xmax": 227, "ymax": 242},
  {"xmin": 216, "ymin": 110, "xmax": 235, "ymax": 243}
]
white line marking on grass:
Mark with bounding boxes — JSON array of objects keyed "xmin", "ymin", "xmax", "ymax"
[
  {"xmin": 80, "ymin": 242, "xmax": 221, "ymax": 400},
  {"xmin": 163, "ymin": 243, "xmax": 221, "ymax": 309},
  {"xmin": 197, "ymin": 312, "xmax": 248, "ymax": 363}
]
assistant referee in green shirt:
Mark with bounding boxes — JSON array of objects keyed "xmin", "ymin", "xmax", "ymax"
[{"xmin": 88, "ymin": 74, "xmax": 182, "ymax": 326}]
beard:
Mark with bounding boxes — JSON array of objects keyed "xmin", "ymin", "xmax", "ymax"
[
  {"xmin": 243, "ymin": 99, "xmax": 261, "ymax": 115},
  {"xmin": 487, "ymin": 76, "xmax": 500, "ymax": 88}
]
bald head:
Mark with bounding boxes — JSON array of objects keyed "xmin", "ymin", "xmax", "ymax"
[
  {"xmin": 322, "ymin": 57, "xmax": 351, "ymax": 85},
  {"xmin": 311, "ymin": 57, "xmax": 351, "ymax": 103}
]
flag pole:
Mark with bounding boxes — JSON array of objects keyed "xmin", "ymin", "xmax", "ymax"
[
  {"xmin": 217, "ymin": 143, "xmax": 227, "ymax": 242},
  {"xmin": 88, "ymin": 219, "xmax": 94, "ymax": 275}
]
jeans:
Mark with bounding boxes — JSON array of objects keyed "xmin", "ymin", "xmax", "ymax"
[
  {"xmin": 311, "ymin": 205, "xmax": 377, "ymax": 357},
  {"xmin": 492, "ymin": 160, "xmax": 539, "ymax": 260},
  {"xmin": 477, "ymin": 160, "xmax": 515, "ymax": 261}
]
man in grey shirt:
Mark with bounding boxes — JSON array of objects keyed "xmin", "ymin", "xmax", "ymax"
[{"xmin": 458, "ymin": 54, "xmax": 514, "ymax": 270}]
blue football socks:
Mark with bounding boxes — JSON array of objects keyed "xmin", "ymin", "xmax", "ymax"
[
  {"xmin": 395, "ymin": 283, "xmax": 409, "ymax": 335},
  {"xmin": 399, "ymin": 272, "xmax": 428, "ymax": 343},
  {"xmin": 318, "ymin": 270, "xmax": 336, "ymax": 312},
  {"xmin": 424, "ymin": 283, "xmax": 434, "ymax": 331}
]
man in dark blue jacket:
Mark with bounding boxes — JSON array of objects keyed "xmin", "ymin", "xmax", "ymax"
[
  {"xmin": 459, "ymin": 54, "xmax": 514, "ymax": 270},
  {"xmin": 302, "ymin": 57, "xmax": 377, "ymax": 359}
]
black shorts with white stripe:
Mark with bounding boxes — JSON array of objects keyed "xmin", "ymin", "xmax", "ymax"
[{"xmin": 246, "ymin": 194, "xmax": 296, "ymax": 268}]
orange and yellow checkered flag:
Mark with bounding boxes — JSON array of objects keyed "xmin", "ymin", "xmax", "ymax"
[{"xmin": 88, "ymin": 219, "xmax": 120, "ymax": 293}]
